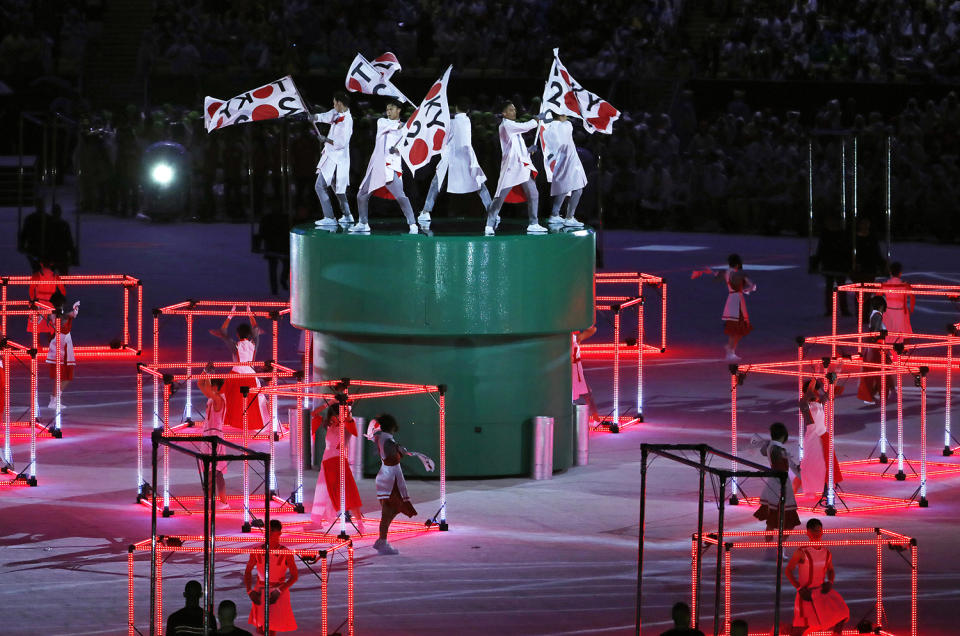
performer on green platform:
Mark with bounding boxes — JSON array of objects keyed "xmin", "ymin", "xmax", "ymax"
[
  {"xmin": 352, "ymin": 99, "xmax": 418, "ymax": 234},
  {"xmin": 485, "ymin": 101, "xmax": 546, "ymax": 236}
]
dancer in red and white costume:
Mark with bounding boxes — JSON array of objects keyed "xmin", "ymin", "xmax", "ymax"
[
  {"xmin": 785, "ymin": 518, "xmax": 849, "ymax": 635},
  {"xmin": 797, "ymin": 379, "xmax": 842, "ymax": 497},
  {"xmin": 44, "ymin": 290, "xmax": 79, "ymax": 409},
  {"xmin": 753, "ymin": 421, "xmax": 802, "ymax": 532},
  {"xmin": 210, "ymin": 307, "xmax": 269, "ymax": 431},
  {"xmin": 245, "ymin": 519, "xmax": 298, "ymax": 635},
  {"xmin": 542, "ymin": 113, "xmax": 587, "ymax": 228},
  {"xmin": 310, "ymin": 401, "xmax": 364, "ymax": 531},
  {"xmin": 198, "ymin": 366, "xmax": 230, "ymax": 508},
  {"xmin": 417, "ymin": 98, "xmax": 492, "ymax": 224},
  {"xmin": 352, "ymin": 99, "xmax": 417, "ymax": 234},
  {"xmin": 485, "ymin": 101, "xmax": 546, "ymax": 235},
  {"xmin": 692, "ymin": 253, "xmax": 756, "ymax": 361},
  {"xmin": 856, "ymin": 296, "xmax": 892, "ymax": 404},
  {"xmin": 313, "ymin": 91, "xmax": 354, "ymax": 229},
  {"xmin": 369, "ymin": 413, "xmax": 434, "ymax": 555},
  {"xmin": 881, "ymin": 262, "xmax": 914, "ymax": 344},
  {"xmin": 27, "ymin": 262, "xmax": 64, "ymax": 342},
  {"xmin": 572, "ymin": 326, "xmax": 598, "ymax": 419}
]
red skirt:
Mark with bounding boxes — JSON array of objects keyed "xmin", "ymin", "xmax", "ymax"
[
  {"xmin": 724, "ymin": 317, "xmax": 753, "ymax": 337},
  {"xmin": 321, "ymin": 456, "xmax": 363, "ymax": 511},
  {"xmin": 222, "ymin": 375, "xmax": 265, "ymax": 430},
  {"xmin": 753, "ymin": 504, "xmax": 801, "ymax": 532}
]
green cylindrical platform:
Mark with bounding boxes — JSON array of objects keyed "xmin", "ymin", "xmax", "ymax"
[{"xmin": 290, "ymin": 220, "xmax": 595, "ymax": 477}]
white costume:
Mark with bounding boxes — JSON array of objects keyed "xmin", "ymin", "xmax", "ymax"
[
  {"xmin": 420, "ymin": 112, "xmax": 492, "ymax": 220},
  {"xmin": 359, "ymin": 117, "xmax": 404, "ymax": 195},
  {"xmin": 722, "ymin": 269, "xmax": 756, "ymax": 323},
  {"xmin": 800, "ymin": 401, "xmax": 825, "ymax": 495},
  {"xmin": 881, "ymin": 276, "xmax": 913, "ymax": 343},
  {"xmin": 314, "ymin": 109, "xmax": 353, "ymax": 194},
  {"xmin": 571, "ymin": 333, "xmax": 589, "ymax": 399},
  {"xmin": 485, "ymin": 117, "xmax": 541, "ymax": 231},
  {"xmin": 233, "ymin": 338, "xmax": 269, "ymax": 427},
  {"xmin": 44, "ymin": 325, "xmax": 75, "ymax": 367},
  {"xmin": 493, "ymin": 118, "xmax": 538, "ymax": 195},
  {"xmin": 355, "ymin": 117, "xmax": 416, "ymax": 229},
  {"xmin": 375, "ymin": 431, "xmax": 410, "ymax": 502},
  {"xmin": 543, "ymin": 119, "xmax": 587, "ymax": 197},
  {"xmin": 203, "ymin": 393, "xmax": 228, "ymax": 474},
  {"xmin": 791, "ymin": 545, "xmax": 849, "ymax": 630},
  {"xmin": 437, "ymin": 113, "xmax": 487, "ymax": 193}
]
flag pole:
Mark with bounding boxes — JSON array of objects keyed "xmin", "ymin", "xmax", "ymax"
[{"xmin": 288, "ymin": 75, "xmax": 323, "ymax": 139}]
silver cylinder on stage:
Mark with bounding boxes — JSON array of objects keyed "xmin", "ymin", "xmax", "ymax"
[
  {"xmin": 531, "ymin": 416, "xmax": 554, "ymax": 480},
  {"xmin": 575, "ymin": 404, "xmax": 590, "ymax": 466},
  {"xmin": 349, "ymin": 417, "xmax": 365, "ymax": 481}
]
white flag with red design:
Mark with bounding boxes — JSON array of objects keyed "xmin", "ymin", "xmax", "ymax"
[
  {"xmin": 401, "ymin": 65, "xmax": 451, "ymax": 175},
  {"xmin": 345, "ymin": 53, "xmax": 409, "ymax": 102},
  {"xmin": 541, "ymin": 49, "xmax": 620, "ymax": 134},
  {"xmin": 204, "ymin": 75, "xmax": 308, "ymax": 133},
  {"xmin": 370, "ymin": 51, "xmax": 402, "ymax": 82}
]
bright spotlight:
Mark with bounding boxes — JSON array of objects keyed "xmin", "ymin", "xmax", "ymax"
[{"xmin": 151, "ymin": 163, "xmax": 174, "ymax": 186}]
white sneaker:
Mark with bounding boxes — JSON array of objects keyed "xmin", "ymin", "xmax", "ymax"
[
  {"xmin": 338, "ymin": 214, "xmax": 354, "ymax": 225},
  {"xmin": 526, "ymin": 223, "xmax": 548, "ymax": 234},
  {"xmin": 484, "ymin": 225, "xmax": 495, "ymax": 236},
  {"xmin": 47, "ymin": 396, "xmax": 57, "ymax": 410},
  {"xmin": 373, "ymin": 538, "xmax": 398, "ymax": 555},
  {"xmin": 348, "ymin": 223, "xmax": 371, "ymax": 233},
  {"xmin": 546, "ymin": 215, "xmax": 564, "ymax": 225},
  {"xmin": 563, "ymin": 216, "xmax": 584, "ymax": 228},
  {"xmin": 216, "ymin": 500, "xmax": 231, "ymax": 510},
  {"xmin": 418, "ymin": 211, "xmax": 432, "ymax": 223},
  {"xmin": 494, "ymin": 215, "xmax": 502, "ymax": 229},
  {"xmin": 725, "ymin": 350, "xmax": 741, "ymax": 362},
  {"xmin": 408, "ymin": 224, "xmax": 419, "ymax": 234},
  {"xmin": 315, "ymin": 217, "xmax": 338, "ymax": 228}
]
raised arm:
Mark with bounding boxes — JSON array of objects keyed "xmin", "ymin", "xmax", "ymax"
[{"xmin": 576, "ymin": 325, "xmax": 597, "ymax": 344}]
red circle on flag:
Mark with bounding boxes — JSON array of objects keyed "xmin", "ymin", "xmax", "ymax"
[
  {"xmin": 432, "ymin": 128, "xmax": 445, "ymax": 151},
  {"xmin": 564, "ymin": 92, "xmax": 581, "ymax": 115},
  {"xmin": 587, "ymin": 101, "xmax": 618, "ymax": 130},
  {"xmin": 409, "ymin": 138, "xmax": 429, "ymax": 165},
  {"xmin": 347, "ymin": 78, "xmax": 362, "ymax": 92},
  {"xmin": 252, "ymin": 104, "xmax": 280, "ymax": 121},
  {"xmin": 560, "ymin": 69, "xmax": 572, "ymax": 85},
  {"xmin": 252, "ymin": 85, "xmax": 274, "ymax": 99},
  {"xmin": 425, "ymin": 82, "xmax": 443, "ymax": 100},
  {"xmin": 207, "ymin": 101, "xmax": 223, "ymax": 118},
  {"xmin": 215, "ymin": 116, "xmax": 224, "ymax": 129}
]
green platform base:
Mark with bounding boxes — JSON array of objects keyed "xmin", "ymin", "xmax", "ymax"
[{"xmin": 291, "ymin": 219, "xmax": 595, "ymax": 477}]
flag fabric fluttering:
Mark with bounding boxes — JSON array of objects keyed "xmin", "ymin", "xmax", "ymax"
[
  {"xmin": 345, "ymin": 53, "xmax": 410, "ymax": 102},
  {"xmin": 204, "ymin": 76, "xmax": 308, "ymax": 133},
  {"xmin": 540, "ymin": 49, "xmax": 620, "ymax": 134},
  {"xmin": 401, "ymin": 66, "xmax": 452, "ymax": 174}
]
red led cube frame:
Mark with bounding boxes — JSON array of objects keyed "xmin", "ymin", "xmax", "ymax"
[
  {"xmin": 581, "ymin": 271, "xmax": 667, "ymax": 359},
  {"xmin": 255, "ymin": 378, "xmax": 449, "ymax": 536},
  {"xmin": 691, "ymin": 528, "xmax": 917, "ymax": 636},
  {"xmin": 128, "ymin": 534, "xmax": 354, "ymax": 636},
  {"xmin": 152, "ymin": 300, "xmax": 294, "ymax": 435},
  {"xmin": 1, "ymin": 274, "xmax": 143, "ymax": 360},
  {"xmin": 593, "ymin": 296, "xmax": 645, "ymax": 433},
  {"xmin": 728, "ymin": 357, "xmax": 932, "ymax": 515},
  {"xmin": 135, "ymin": 360, "xmax": 301, "ymax": 529}
]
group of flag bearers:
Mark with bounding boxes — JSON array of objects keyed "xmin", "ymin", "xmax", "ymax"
[{"xmin": 204, "ymin": 50, "xmax": 619, "ymax": 236}]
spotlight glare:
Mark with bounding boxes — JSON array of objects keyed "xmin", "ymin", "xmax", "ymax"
[{"xmin": 151, "ymin": 163, "xmax": 174, "ymax": 186}]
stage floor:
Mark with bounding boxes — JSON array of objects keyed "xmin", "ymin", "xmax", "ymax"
[{"xmin": 1, "ymin": 209, "xmax": 959, "ymax": 635}]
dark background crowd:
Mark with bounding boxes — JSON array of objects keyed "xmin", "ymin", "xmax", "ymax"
[{"xmin": 2, "ymin": 0, "xmax": 960, "ymax": 253}]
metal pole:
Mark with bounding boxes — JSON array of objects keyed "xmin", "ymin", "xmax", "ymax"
[
  {"xmin": 149, "ymin": 433, "xmax": 159, "ymax": 636},
  {"xmin": 851, "ymin": 136, "xmax": 858, "ymax": 272},
  {"xmin": 209, "ymin": 440, "xmax": 218, "ymax": 634},
  {"xmin": 17, "ymin": 114, "xmax": 23, "ymax": 240},
  {"xmin": 596, "ymin": 149, "xmax": 604, "ymax": 269},
  {"xmin": 51, "ymin": 116, "xmax": 57, "ymax": 211},
  {"xmin": 773, "ymin": 475, "xmax": 785, "ymax": 636},
  {"xmin": 202, "ymin": 456, "xmax": 211, "ymax": 636},
  {"xmin": 694, "ymin": 447, "xmax": 706, "ymax": 629},
  {"xmin": 807, "ymin": 138, "xmax": 814, "ymax": 258},
  {"xmin": 635, "ymin": 446, "xmax": 648, "ymax": 636},
  {"xmin": 264, "ymin": 454, "xmax": 271, "ymax": 635},
  {"xmin": 714, "ymin": 477, "xmax": 727, "ymax": 636},
  {"xmin": 886, "ymin": 136, "xmax": 892, "ymax": 263}
]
